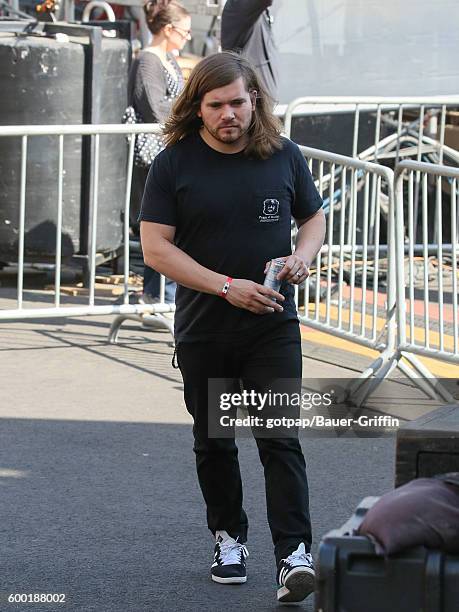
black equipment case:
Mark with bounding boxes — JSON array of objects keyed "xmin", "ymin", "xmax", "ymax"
[
  {"xmin": 315, "ymin": 497, "xmax": 459, "ymax": 612},
  {"xmin": 396, "ymin": 404, "xmax": 459, "ymax": 487}
]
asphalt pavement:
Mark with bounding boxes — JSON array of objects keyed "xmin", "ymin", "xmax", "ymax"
[{"xmin": 0, "ymin": 310, "xmax": 447, "ymax": 612}]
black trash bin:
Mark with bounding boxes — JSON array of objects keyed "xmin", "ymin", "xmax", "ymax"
[{"xmin": 0, "ymin": 20, "xmax": 131, "ymax": 265}]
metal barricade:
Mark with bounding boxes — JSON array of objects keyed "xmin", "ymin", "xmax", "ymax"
[
  {"xmin": 283, "ymin": 96, "xmax": 459, "ymax": 166},
  {"xmin": 296, "ymin": 146, "xmax": 456, "ymax": 403},
  {"xmin": 0, "ymin": 123, "xmax": 175, "ymax": 342},
  {"xmin": 393, "ymin": 160, "xmax": 459, "ymax": 395},
  {"xmin": 295, "ymin": 145, "xmax": 399, "ymax": 402},
  {"xmin": 1, "ymin": 123, "xmax": 456, "ymax": 400}
]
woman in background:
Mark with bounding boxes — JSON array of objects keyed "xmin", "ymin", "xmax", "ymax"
[{"xmin": 128, "ymin": 0, "xmax": 191, "ymax": 303}]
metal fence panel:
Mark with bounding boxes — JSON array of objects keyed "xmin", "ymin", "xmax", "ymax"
[
  {"xmin": 0, "ymin": 123, "xmax": 175, "ymax": 340},
  {"xmin": 283, "ymin": 96, "xmax": 459, "ymax": 167},
  {"xmin": 295, "ymin": 146, "xmax": 396, "ymax": 357},
  {"xmin": 394, "ymin": 160, "xmax": 459, "ymax": 366}
]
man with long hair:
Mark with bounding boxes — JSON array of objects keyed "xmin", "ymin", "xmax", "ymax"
[{"xmin": 139, "ymin": 51, "xmax": 326, "ymax": 605}]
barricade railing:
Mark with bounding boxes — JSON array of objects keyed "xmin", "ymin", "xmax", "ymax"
[
  {"xmin": 283, "ymin": 96, "xmax": 459, "ymax": 166},
  {"xmin": 295, "ymin": 145, "xmax": 403, "ymax": 403},
  {"xmin": 296, "ymin": 146, "xmax": 394, "ymax": 349},
  {"xmin": 394, "ymin": 160, "xmax": 459, "ymax": 382},
  {"xmin": 1, "ymin": 124, "xmax": 456, "ymax": 401},
  {"xmin": 295, "ymin": 147, "xmax": 456, "ymax": 403},
  {"xmin": 0, "ymin": 123, "xmax": 175, "ymax": 341}
]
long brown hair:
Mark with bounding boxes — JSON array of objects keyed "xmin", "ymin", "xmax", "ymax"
[
  {"xmin": 163, "ymin": 52, "xmax": 283, "ymax": 160},
  {"xmin": 144, "ymin": 0, "xmax": 189, "ymax": 36}
]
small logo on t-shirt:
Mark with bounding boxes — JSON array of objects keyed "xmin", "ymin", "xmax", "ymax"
[{"xmin": 259, "ymin": 198, "xmax": 280, "ymax": 223}]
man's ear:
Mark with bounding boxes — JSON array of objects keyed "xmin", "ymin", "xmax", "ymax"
[
  {"xmin": 250, "ymin": 90, "xmax": 257, "ymax": 111},
  {"xmin": 197, "ymin": 109, "xmax": 202, "ymax": 118}
]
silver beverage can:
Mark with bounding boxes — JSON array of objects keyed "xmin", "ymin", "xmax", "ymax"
[{"xmin": 263, "ymin": 258, "xmax": 285, "ymax": 299}]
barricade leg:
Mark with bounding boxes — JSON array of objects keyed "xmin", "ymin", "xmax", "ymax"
[
  {"xmin": 396, "ymin": 359, "xmax": 443, "ymax": 401},
  {"xmin": 400, "ymin": 352, "xmax": 455, "ymax": 403},
  {"xmin": 108, "ymin": 312, "xmax": 174, "ymax": 344},
  {"xmin": 346, "ymin": 348, "xmax": 399, "ymax": 406}
]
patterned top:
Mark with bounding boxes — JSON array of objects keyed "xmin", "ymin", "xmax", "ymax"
[
  {"xmin": 128, "ymin": 49, "xmax": 184, "ymax": 124},
  {"xmin": 163, "ymin": 52, "xmax": 184, "ymax": 101},
  {"xmin": 126, "ymin": 50, "xmax": 184, "ymax": 167}
]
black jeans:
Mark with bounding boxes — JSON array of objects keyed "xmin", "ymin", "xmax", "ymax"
[{"xmin": 177, "ymin": 319, "xmax": 312, "ymax": 565}]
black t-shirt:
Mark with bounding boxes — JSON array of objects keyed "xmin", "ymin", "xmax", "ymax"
[{"xmin": 139, "ymin": 132, "xmax": 322, "ymax": 343}]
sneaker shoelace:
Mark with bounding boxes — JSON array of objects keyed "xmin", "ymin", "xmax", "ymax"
[
  {"xmin": 218, "ymin": 539, "xmax": 249, "ymax": 566},
  {"xmin": 284, "ymin": 549, "xmax": 313, "ymax": 568}
]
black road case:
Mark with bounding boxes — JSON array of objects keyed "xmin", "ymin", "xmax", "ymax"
[
  {"xmin": 396, "ymin": 404, "xmax": 459, "ymax": 487},
  {"xmin": 315, "ymin": 497, "xmax": 459, "ymax": 612}
]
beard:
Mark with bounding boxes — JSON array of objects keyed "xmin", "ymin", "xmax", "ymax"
[{"xmin": 202, "ymin": 119, "xmax": 251, "ymax": 144}]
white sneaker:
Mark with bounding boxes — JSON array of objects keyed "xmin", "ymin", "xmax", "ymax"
[
  {"xmin": 211, "ymin": 530, "xmax": 249, "ymax": 584},
  {"xmin": 276, "ymin": 543, "xmax": 315, "ymax": 604}
]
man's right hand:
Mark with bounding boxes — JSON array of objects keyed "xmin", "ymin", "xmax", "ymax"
[{"xmin": 224, "ymin": 279, "xmax": 285, "ymax": 314}]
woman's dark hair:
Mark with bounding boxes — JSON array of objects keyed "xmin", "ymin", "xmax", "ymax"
[
  {"xmin": 144, "ymin": 0, "xmax": 189, "ymax": 36},
  {"xmin": 163, "ymin": 51, "xmax": 283, "ymax": 160}
]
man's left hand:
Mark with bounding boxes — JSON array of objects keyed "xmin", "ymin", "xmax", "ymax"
[{"xmin": 264, "ymin": 255, "xmax": 310, "ymax": 285}]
